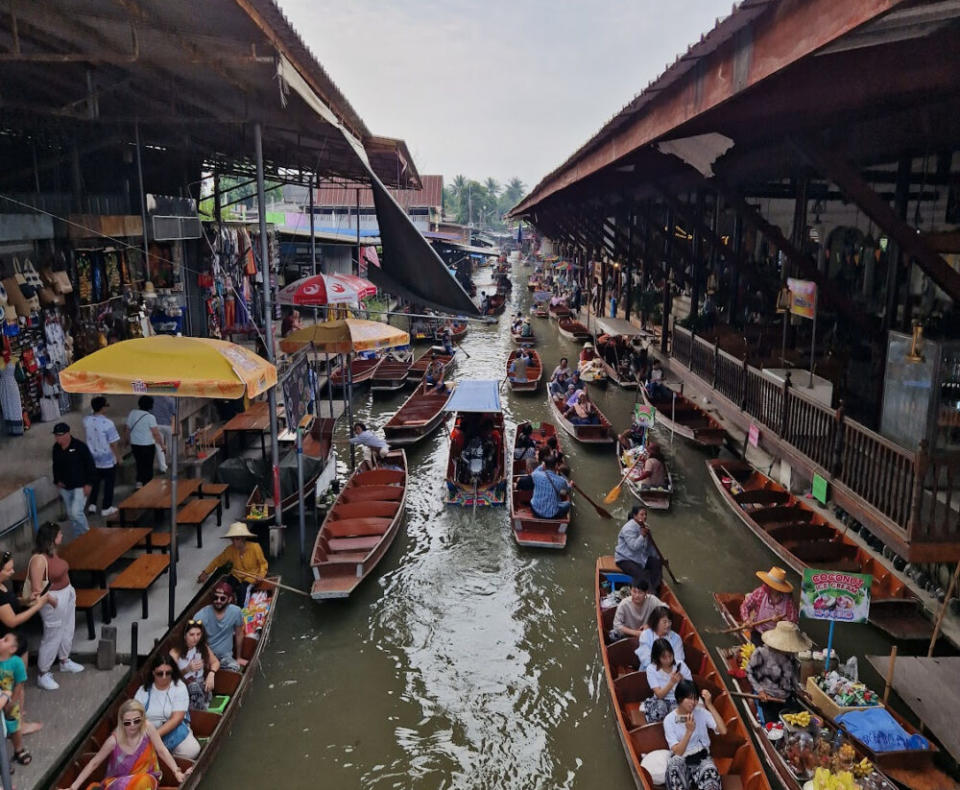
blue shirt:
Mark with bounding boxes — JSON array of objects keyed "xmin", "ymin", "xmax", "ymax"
[
  {"xmin": 194, "ymin": 604, "xmax": 244, "ymax": 661},
  {"xmin": 530, "ymin": 467, "xmax": 569, "ymax": 518},
  {"xmin": 615, "ymin": 518, "xmax": 651, "ymax": 566}
]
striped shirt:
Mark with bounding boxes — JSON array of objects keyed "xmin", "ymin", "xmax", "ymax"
[{"xmin": 530, "ymin": 467, "xmax": 569, "ymax": 518}]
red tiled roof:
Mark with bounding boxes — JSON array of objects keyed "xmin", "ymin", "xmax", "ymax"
[{"xmin": 315, "ymin": 174, "xmax": 443, "ymax": 210}]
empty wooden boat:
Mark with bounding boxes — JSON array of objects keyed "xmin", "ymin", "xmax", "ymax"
[
  {"xmin": 329, "ymin": 354, "xmax": 384, "ymax": 388},
  {"xmin": 548, "ymin": 391, "xmax": 613, "ymax": 444},
  {"xmin": 53, "ymin": 575, "xmax": 280, "ymax": 790},
  {"xmin": 557, "ymin": 316, "xmax": 591, "ymax": 342},
  {"xmin": 595, "ymin": 556, "xmax": 771, "ymax": 790},
  {"xmin": 383, "ymin": 381, "xmax": 453, "ymax": 446},
  {"xmin": 311, "ymin": 450, "xmax": 407, "ymax": 599},
  {"xmin": 616, "ymin": 444, "xmax": 673, "ymax": 510},
  {"xmin": 506, "ymin": 349, "xmax": 543, "ymax": 393},
  {"xmin": 409, "ymin": 348, "xmax": 455, "ymax": 381},
  {"xmin": 370, "ymin": 351, "xmax": 413, "ymax": 393},
  {"xmin": 443, "ymin": 381, "xmax": 507, "ymax": 507},
  {"xmin": 706, "ymin": 459, "xmax": 931, "ymax": 640},
  {"xmin": 510, "ymin": 421, "xmax": 570, "ymax": 549},
  {"xmin": 640, "ymin": 383, "xmax": 725, "ymax": 447}
]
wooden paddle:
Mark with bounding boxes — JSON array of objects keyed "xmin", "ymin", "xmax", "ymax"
[
  {"xmin": 604, "ymin": 452, "xmax": 644, "ymax": 504},
  {"xmin": 570, "ymin": 481, "xmax": 613, "ymax": 519},
  {"xmin": 645, "ymin": 528, "xmax": 680, "ymax": 585},
  {"xmin": 705, "ymin": 615, "xmax": 780, "ymax": 635},
  {"xmin": 233, "ymin": 570, "xmax": 311, "ymax": 598}
]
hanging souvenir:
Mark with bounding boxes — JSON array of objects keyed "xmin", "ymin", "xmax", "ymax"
[
  {"xmin": 76, "ymin": 251, "xmax": 93, "ymax": 303},
  {"xmin": 104, "ymin": 249, "xmax": 122, "ymax": 292}
]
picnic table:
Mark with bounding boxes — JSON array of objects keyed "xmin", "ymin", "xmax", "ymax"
[
  {"xmin": 222, "ymin": 401, "xmax": 270, "ymax": 459},
  {"xmin": 61, "ymin": 527, "xmax": 153, "ymax": 588},
  {"xmin": 117, "ymin": 477, "xmax": 201, "ymax": 525}
]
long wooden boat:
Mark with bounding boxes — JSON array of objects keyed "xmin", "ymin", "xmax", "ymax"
[
  {"xmin": 548, "ymin": 391, "xmax": 613, "ymax": 444},
  {"xmin": 383, "ymin": 381, "xmax": 453, "ymax": 446},
  {"xmin": 370, "ymin": 351, "xmax": 413, "ymax": 393},
  {"xmin": 640, "ymin": 383, "xmax": 725, "ymax": 447},
  {"xmin": 712, "ymin": 592, "xmax": 954, "ymax": 790},
  {"xmin": 706, "ymin": 460, "xmax": 931, "ymax": 640},
  {"xmin": 53, "ymin": 576, "xmax": 280, "ymax": 790},
  {"xmin": 409, "ymin": 348, "xmax": 455, "ymax": 381},
  {"xmin": 443, "ymin": 381, "xmax": 507, "ymax": 507},
  {"xmin": 595, "ymin": 556, "xmax": 771, "ymax": 790},
  {"xmin": 510, "ymin": 327, "xmax": 536, "ymax": 345},
  {"xmin": 616, "ymin": 444, "xmax": 673, "ymax": 510},
  {"xmin": 557, "ymin": 316, "xmax": 591, "ymax": 342},
  {"xmin": 506, "ymin": 349, "xmax": 542, "ymax": 393},
  {"xmin": 437, "ymin": 321, "xmax": 467, "ymax": 342},
  {"xmin": 578, "ymin": 345, "xmax": 608, "ymax": 387},
  {"xmin": 311, "ymin": 449, "xmax": 407, "ymax": 599},
  {"xmin": 510, "ymin": 421, "xmax": 570, "ymax": 548},
  {"xmin": 330, "ymin": 355, "xmax": 384, "ymax": 388},
  {"xmin": 548, "ymin": 301, "xmax": 571, "ymax": 319}
]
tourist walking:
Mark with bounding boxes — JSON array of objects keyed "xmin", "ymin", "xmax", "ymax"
[
  {"xmin": 83, "ymin": 396, "xmax": 121, "ymax": 517},
  {"xmin": 51, "ymin": 422, "xmax": 95, "ymax": 535},
  {"xmin": 126, "ymin": 396, "xmax": 165, "ymax": 487}
]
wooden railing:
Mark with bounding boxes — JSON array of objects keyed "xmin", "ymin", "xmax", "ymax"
[{"xmin": 910, "ymin": 449, "xmax": 960, "ymax": 545}]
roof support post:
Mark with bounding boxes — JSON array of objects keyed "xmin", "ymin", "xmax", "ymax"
[
  {"xmin": 690, "ymin": 190, "xmax": 704, "ymax": 326},
  {"xmin": 661, "ymin": 207, "xmax": 674, "ymax": 355},
  {"xmin": 728, "ymin": 211, "xmax": 744, "ymax": 322},
  {"xmin": 625, "ymin": 206, "xmax": 634, "ymax": 321},
  {"xmin": 884, "ymin": 155, "xmax": 912, "ymax": 333}
]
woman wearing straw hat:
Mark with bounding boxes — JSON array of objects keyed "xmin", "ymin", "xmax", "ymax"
[
  {"xmin": 745, "ymin": 620, "xmax": 812, "ymax": 723},
  {"xmin": 739, "ymin": 566, "xmax": 799, "ymax": 646},
  {"xmin": 197, "ymin": 522, "xmax": 268, "ymax": 603}
]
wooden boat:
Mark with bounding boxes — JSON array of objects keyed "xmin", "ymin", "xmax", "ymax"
[
  {"xmin": 370, "ymin": 351, "xmax": 413, "ymax": 393},
  {"xmin": 506, "ymin": 349, "xmax": 542, "ymax": 393},
  {"xmin": 578, "ymin": 344, "xmax": 608, "ymax": 387},
  {"xmin": 311, "ymin": 450, "xmax": 407, "ymax": 599},
  {"xmin": 443, "ymin": 381, "xmax": 507, "ymax": 507},
  {"xmin": 548, "ymin": 301, "xmax": 571, "ymax": 319},
  {"xmin": 481, "ymin": 293, "xmax": 506, "ymax": 316},
  {"xmin": 533, "ymin": 304, "xmax": 548, "ymax": 318},
  {"xmin": 510, "ymin": 421, "xmax": 570, "ymax": 549},
  {"xmin": 616, "ymin": 444, "xmax": 673, "ymax": 510},
  {"xmin": 548, "ymin": 391, "xmax": 613, "ymax": 444},
  {"xmin": 436, "ymin": 321, "xmax": 467, "ymax": 342},
  {"xmin": 383, "ymin": 381, "xmax": 453, "ymax": 446},
  {"xmin": 712, "ymin": 593, "xmax": 954, "ymax": 790},
  {"xmin": 409, "ymin": 348, "xmax": 455, "ymax": 381},
  {"xmin": 510, "ymin": 327, "xmax": 536, "ymax": 345},
  {"xmin": 329, "ymin": 355, "xmax": 384, "ymax": 388},
  {"xmin": 640, "ymin": 383, "xmax": 725, "ymax": 447},
  {"xmin": 595, "ymin": 556, "xmax": 771, "ymax": 790},
  {"xmin": 53, "ymin": 576, "xmax": 280, "ymax": 790},
  {"xmin": 557, "ymin": 316, "xmax": 591, "ymax": 342},
  {"xmin": 527, "ymin": 277, "xmax": 540, "ymax": 291},
  {"xmin": 706, "ymin": 460, "xmax": 931, "ymax": 639}
]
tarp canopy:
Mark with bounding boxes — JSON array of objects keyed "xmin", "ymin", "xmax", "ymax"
[
  {"xmin": 443, "ymin": 380, "xmax": 502, "ymax": 413},
  {"xmin": 595, "ymin": 317, "xmax": 650, "ymax": 338},
  {"xmin": 279, "ymin": 319, "xmax": 409, "ymax": 354}
]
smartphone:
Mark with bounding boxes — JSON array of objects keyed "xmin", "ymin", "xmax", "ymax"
[{"xmin": 40, "ymin": 581, "xmax": 52, "ymax": 596}]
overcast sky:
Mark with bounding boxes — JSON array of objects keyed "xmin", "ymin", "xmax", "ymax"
[{"xmin": 278, "ymin": 1, "xmax": 733, "ymax": 192}]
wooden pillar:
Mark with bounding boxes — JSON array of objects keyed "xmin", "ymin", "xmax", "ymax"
[
  {"xmin": 728, "ymin": 212, "xmax": 744, "ymax": 322},
  {"xmin": 625, "ymin": 208, "xmax": 634, "ymax": 321},
  {"xmin": 884, "ymin": 155, "xmax": 911, "ymax": 333},
  {"xmin": 661, "ymin": 207, "xmax": 673, "ymax": 354},
  {"xmin": 689, "ymin": 190, "xmax": 704, "ymax": 326}
]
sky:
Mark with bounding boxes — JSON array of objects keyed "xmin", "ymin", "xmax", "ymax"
[{"xmin": 277, "ymin": 0, "xmax": 734, "ymax": 193}]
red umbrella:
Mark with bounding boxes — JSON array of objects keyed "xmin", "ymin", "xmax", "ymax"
[{"xmin": 277, "ymin": 273, "xmax": 378, "ymax": 306}]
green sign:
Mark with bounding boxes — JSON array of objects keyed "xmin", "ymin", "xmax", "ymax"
[
  {"xmin": 800, "ymin": 568, "xmax": 872, "ymax": 624},
  {"xmin": 634, "ymin": 403, "xmax": 656, "ymax": 428},
  {"xmin": 265, "ymin": 211, "xmax": 286, "ymax": 225},
  {"xmin": 812, "ymin": 473, "xmax": 828, "ymax": 505}
]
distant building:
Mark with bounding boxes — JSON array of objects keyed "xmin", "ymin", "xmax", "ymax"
[{"xmin": 312, "ymin": 175, "xmax": 444, "ymax": 233}]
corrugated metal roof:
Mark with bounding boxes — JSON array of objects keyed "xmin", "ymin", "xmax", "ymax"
[{"xmin": 315, "ymin": 175, "xmax": 444, "ymax": 210}]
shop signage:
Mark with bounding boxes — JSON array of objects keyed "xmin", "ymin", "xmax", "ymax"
[
  {"xmin": 812, "ymin": 473, "xmax": 828, "ymax": 505},
  {"xmin": 800, "ymin": 568, "xmax": 872, "ymax": 623},
  {"xmin": 787, "ymin": 278, "xmax": 817, "ymax": 320},
  {"xmin": 132, "ymin": 380, "xmax": 180, "ymax": 393}
]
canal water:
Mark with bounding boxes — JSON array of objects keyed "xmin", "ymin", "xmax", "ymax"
[{"xmin": 205, "ymin": 265, "xmax": 899, "ymax": 789}]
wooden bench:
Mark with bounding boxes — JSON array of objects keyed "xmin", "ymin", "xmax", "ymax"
[
  {"xmin": 136, "ymin": 531, "xmax": 173, "ymax": 554},
  {"xmin": 75, "ymin": 588, "xmax": 111, "ymax": 640},
  {"xmin": 109, "ymin": 554, "xmax": 170, "ymax": 619},
  {"xmin": 198, "ymin": 481, "xmax": 230, "ymax": 509},
  {"xmin": 177, "ymin": 497, "xmax": 222, "ymax": 548}
]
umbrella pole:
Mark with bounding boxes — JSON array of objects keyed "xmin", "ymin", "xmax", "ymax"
[
  {"xmin": 326, "ymin": 351, "xmax": 334, "ymax": 419},
  {"xmin": 346, "ymin": 353, "xmax": 355, "ymax": 471},
  {"xmin": 296, "ymin": 422, "xmax": 306, "ymax": 567},
  {"xmin": 168, "ymin": 401, "xmax": 179, "ymax": 627}
]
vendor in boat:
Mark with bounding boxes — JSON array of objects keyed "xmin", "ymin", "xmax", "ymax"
[
  {"xmin": 197, "ymin": 522, "xmax": 268, "ymax": 602},
  {"xmin": 615, "ymin": 505, "xmax": 663, "ymax": 591},
  {"xmin": 635, "ymin": 605, "xmax": 685, "ymax": 669},
  {"xmin": 530, "ymin": 455, "xmax": 571, "ymax": 520},
  {"xmin": 739, "ymin": 566, "xmax": 799, "ymax": 646},
  {"xmin": 663, "ymin": 681, "xmax": 726, "ymax": 790},
  {"xmin": 349, "ymin": 421, "xmax": 391, "ymax": 466},
  {"xmin": 549, "ymin": 358, "xmax": 572, "ymax": 396},
  {"xmin": 745, "ymin": 620, "xmax": 811, "ymax": 724},
  {"xmin": 618, "ymin": 418, "xmax": 646, "ymax": 451},
  {"xmin": 609, "ymin": 579, "xmax": 664, "ymax": 641},
  {"xmin": 635, "ymin": 442, "xmax": 667, "ymax": 490}
]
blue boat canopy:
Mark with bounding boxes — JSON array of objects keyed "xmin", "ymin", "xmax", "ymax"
[{"xmin": 443, "ymin": 380, "xmax": 502, "ymax": 413}]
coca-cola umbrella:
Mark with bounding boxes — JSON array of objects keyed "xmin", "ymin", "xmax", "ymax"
[{"xmin": 277, "ymin": 273, "xmax": 377, "ymax": 306}]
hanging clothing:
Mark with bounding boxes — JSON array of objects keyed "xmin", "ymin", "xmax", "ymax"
[{"xmin": 0, "ymin": 365, "xmax": 23, "ymax": 435}]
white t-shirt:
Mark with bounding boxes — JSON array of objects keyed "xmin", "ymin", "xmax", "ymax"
[
  {"xmin": 127, "ymin": 409, "xmax": 158, "ymax": 446},
  {"xmin": 134, "ymin": 680, "xmax": 189, "ymax": 729},
  {"xmin": 83, "ymin": 414, "xmax": 120, "ymax": 469},
  {"xmin": 663, "ymin": 705, "xmax": 717, "ymax": 757},
  {"xmin": 645, "ymin": 661, "xmax": 692, "ymax": 702}
]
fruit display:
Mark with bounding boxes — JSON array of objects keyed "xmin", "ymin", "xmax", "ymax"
[
  {"xmin": 777, "ymin": 725, "xmax": 890, "ymax": 788},
  {"xmin": 812, "ymin": 767, "xmax": 857, "ymax": 790},
  {"xmin": 783, "ymin": 711, "xmax": 813, "ymax": 728},
  {"xmin": 814, "ymin": 671, "xmax": 881, "ymax": 708}
]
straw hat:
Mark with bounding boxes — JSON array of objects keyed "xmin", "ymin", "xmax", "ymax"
[
  {"xmin": 583, "ymin": 342, "xmax": 594, "ymax": 350},
  {"xmin": 756, "ymin": 566, "xmax": 793, "ymax": 593},
  {"xmin": 761, "ymin": 621, "xmax": 812, "ymax": 653},
  {"xmin": 222, "ymin": 521, "xmax": 256, "ymax": 539}
]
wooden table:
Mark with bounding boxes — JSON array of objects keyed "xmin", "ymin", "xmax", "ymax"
[
  {"xmin": 61, "ymin": 527, "xmax": 153, "ymax": 588},
  {"xmin": 117, "ymin": 477, "xmax": 201, "ymax": 525},
  {"xmin": 222, "ymin": 401, "xmax": 270, "ymax": 459}
]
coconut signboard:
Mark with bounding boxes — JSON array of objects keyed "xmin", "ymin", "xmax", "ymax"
[{"xmin": 800, "ymin": 569, "xmax": 872, "ymax": 624}]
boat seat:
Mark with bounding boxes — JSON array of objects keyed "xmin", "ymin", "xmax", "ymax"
[
  {"xmin": 190, "ymin": 709, "xmax": 221, "ymax": 739},
  {"xmin": 328, "ymin": 535, "xmax": 381, "ymax": 552},
  {"xmin": 606, "ymin": 637, "xmax": 640, "ymax": 677},
  {"xmin": 351, "ymin": 470, "xmax": 405, "ymax": 486},
  {"xmin": 720, "ymin": 778, "xmax": 743, "ymax": 790},
  {"xmin": 628, "ymin": 722, "xmax": 669, "ymax": 756},
  {"xmin": 751, "ymin": 507, "xmax": 813, "ymax": 525},
  {"xmin": 331, "ymin": 501, "xmax": 400, "ymax": 519},
  {"xmin": 315, "ymin": 551, "xmax": 368, "ymax": 565},
  {"xmin": 341, "ymin": 485, "xmax": 404, "ymax": 503},
  {"xmin": 733, "ymin": 489, "xmax": 790, "ymax": 506},
  {"xmin": 325, "ymin": 518, "xmax": 393, "ymax": 538}
]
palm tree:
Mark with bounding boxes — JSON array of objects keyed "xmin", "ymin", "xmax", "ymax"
[
  {"xmin": 503, "ymin": 177, "xmax": 526, "ymax": 207},
  {"xmin": 449, "ymin": 175, "xmax": 468, "ymax": 222},
  {"xmin": 483, "ymin": 178, "xmax": 501, "ymax": 198}
]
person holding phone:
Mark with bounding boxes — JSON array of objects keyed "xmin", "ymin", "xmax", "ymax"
[
  {"xmin": 663, "ymin": 680, "xmax": 726, "ymax": 790},
  {"xmin": 642, "ymin": 637, "xmax": 692, "ymax": 723},
  {"xmin": 28, "ymin": 522, "xmax": 84, "ymax": 691}
]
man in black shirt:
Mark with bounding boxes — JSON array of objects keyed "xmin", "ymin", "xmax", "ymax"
[{"xmin": 52, "ymin": 422, "xmax": 95, "ymax": 535}]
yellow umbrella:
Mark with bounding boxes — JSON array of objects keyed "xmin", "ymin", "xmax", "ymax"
[
  {"xmin": 279, "ymin": 318, "xmax": 409, "ymax": 354},
  {"xmin": 60, "ymin": 335, "xmax": 276, "ymax": 399}
]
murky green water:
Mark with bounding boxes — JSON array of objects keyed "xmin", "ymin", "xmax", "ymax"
[{"xmin": 204, "ymin": 265, "xmax": 901, "ymax": 789}]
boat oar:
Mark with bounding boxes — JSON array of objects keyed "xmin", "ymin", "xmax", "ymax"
[
  {"xmin": 454, "ymin": 341, "xmax": 472, "ymax": 359},
  {"xmin": 604, "ymin": 453, "xmax": 644, "ymax": 504},
  {"xmin": 570, "ymin": 481, "xmax": 613, "ymax": 519},
  {"xmin": 705, "ymin": 615, "xmax": 780, "ymax": 635},
  {"xmin": 645, "ymin": 529, "xmax": 680, "ymax": 585},
  {"xmin": 233, "ymin": 570, "xmax": 311, "ymax": 598}
]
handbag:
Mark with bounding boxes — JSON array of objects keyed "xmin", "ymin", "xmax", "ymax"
[
  {"xmin": 21, "ymin": 555, "xmax": 48, "ymax": 603},
  {"xmin": 146, "ymin": 686, "xmax": 191, "ymax": 751}
]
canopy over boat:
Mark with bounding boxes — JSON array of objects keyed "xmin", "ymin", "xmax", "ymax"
[
  {"xmin": 443, "ymin": 380, "xmax": 502, "ymax": 413},
  {"xmin": 594, "ymin": 316, "xmax": 648, "ymax": 337}
]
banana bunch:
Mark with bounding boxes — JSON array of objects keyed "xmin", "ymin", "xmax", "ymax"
[
  {"xmin": 739, "ymin": 642, "xmax": 756, "ymax": 669},
  {"xmin": 812, "ymin": 767, "xmax": 857, "ymax": 790},
  {"xmin": 852, "ymin": 757, "xmax": 873, "ymax": 778},
  {"xmin": 782, "ymin": 711, "xmax": 812, "ymax": 727}
]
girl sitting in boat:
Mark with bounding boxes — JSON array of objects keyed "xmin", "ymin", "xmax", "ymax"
[
  {"xmin": 642, "ymin": 637, "xmax": 692, "ymax": 723},
  {"xmin": 63, "ymin": 699, "xmax": 190, "ymax": 790},
  {"xmin": 663, "ymin": 681, "xmax": 726, "ymax": 790},
  {"xmin": 169, "ymin": 619, "xmax": 220, "ymax": 711},
  {"xmin": 635, "ymin": 606, "xmax": 685, "ymax": 669}
]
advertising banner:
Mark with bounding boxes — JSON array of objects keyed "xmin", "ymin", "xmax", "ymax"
[
  {"xmin": 787, "ymin": 278, "xmax": 817, "ymax": 320},
  {"xmin": 800, "ymin": 568, "xmax": 872, "ymax": 623}
]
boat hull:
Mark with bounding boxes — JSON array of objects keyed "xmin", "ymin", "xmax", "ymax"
[
  {"xmin": 616, "ymin": 445, "xmax": 672, "ymax": 510},
  {"xmin": 548, "ymin": 393, "xmax": 613, "ymax": 444},
  {"xmin": 383, "ymin": 382, "xmax": 453, "ymax": 446},
  {"xmin": 640, "ymin": 385, "xmax": 725, "ymax": 447},
  {"xmin": 510, "ymin": 421, "xmax": 569, "ymax": 549}
]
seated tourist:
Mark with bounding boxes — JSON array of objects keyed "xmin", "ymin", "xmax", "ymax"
[
  {"xmin": 564, "ymin": 390, "xmax": 598, "ymax": 425},
  {"xmin": 169, "ymin": 619, "xmax": 220, "ymax": 711},
  {"xmin": 63, "ymin": 699, "xmax": 190, "ymax": 790},
  {"xmin": 609, "ymin": 579, "xmax": 664, "ymax": 641},
  {"xmin": 197, "ymin": 522, "xmax": 268, "ymax": 603},
  {"xmin": 530, "ymin": 456, "xmax": 571, "ymax": 520},
  {"xmin": 635, "ymin": 605, "xmax": 685, "ymax": 669},
  {"xmin": 520, "ymin": 318, "xmax": 533, "ymax": 337},
  {"xmin": 642, "ymin": 637, "xmax": 692, "ymax": 723},
  {"xmin": 133, "ymin": 653, "xmax": 201, "ymax": 759},
  {"xmin": 549, "ymin": 358, "xmax": 571, "ymax": 396},
  {"xmin": 545, "ymin": 435, "xmax": 563, "ymax": 465},
  {"xmin": 513, "ymin": 423, "xmax": 538, "ymax": 468},
  {"xmin": 663, "ymin": 681, "xmax": 726, "ymax": 790},
  {"xmin": 424, "ymin": 357, "xmax": 445, "ymax": 388},
  {"xmin": 509, "ymin": 353, "xmax": 529, "ymax": 383},
  {"xmin": 191, "ymin": 581, "xmax": 246, "ymax": 672}
]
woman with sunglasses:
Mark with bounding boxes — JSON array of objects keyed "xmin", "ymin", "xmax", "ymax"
[
  {"xmin": 61, "ymin": 698, "xmax": 190, "ymax": 790},
  {"xmin": 133, "ymin": 654, "xmax": 201, "ymax": 759},
  {"xmin": 169, "ymin": 620, "xmax": 219, "ymax": 711}
]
